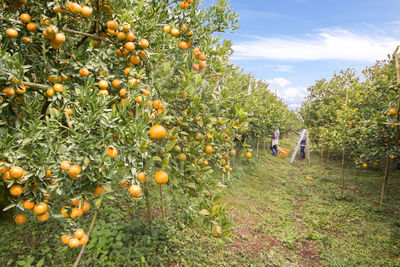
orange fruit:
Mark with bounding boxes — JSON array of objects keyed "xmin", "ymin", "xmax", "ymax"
[
  {"xmin": 107, "ymin": 146, "xmax": 118, "ymax": 158},
  {"xmin": 68, "ymin": 2, "xmax": 82, "ymax": 14},
  {"xmin": 129, "ymin": 184, "xmax": 142, "ymax": 197},
  {"xmin": 170, "ymin": 28, "xmax": 179, "ymax": 37},
  {"xmin": 99, "ymin": 90, "xmax": 109, "ymax": 96},
  {"xmin": 10, "ymin": 166, "xmax": 24, "ymax": 179},
  {"xmin": 81, "ymin": 201, "xmax": 90, "ymax": 212},
  {"xmin": 199, "ymin": 61, "xmax": 207, "ymax": 68},
  {"xmin": 137, "ymin": 172, "xmax": 146, "ymax": 182},
  {"xmin": 66, "ymin": 108, "xmax": 73, "ymax": 116},
  {"xmin": 153, "ymin": 99, "xmax": 162, "ymax": 110},
  {"xmin": 149, "ymin": 125, "xmax": 167, "ymax": 140},
  {"xmin": 70, "ymin": 207, "xmax": 83, "ymax": 219},
  {"xmin": 54, "ymin": 33, "xmax": 66, "ymax": 43},
  {"xmin": 15, "ymin": 214, "xmax": 27, "ymax": 224},
  {"xmin": 389, "ymin": 108, "xmax": 397, "ymax": 115},
  {"xmin": 163, "ymin": 25, "xmax": 171, "ymax": 33},
  {"xmin": 74, "ymin": 229, "xmax": 85, "ymax": 239},
  {"xmin": 362, "ymin": 163, "xmax": 368, "ymax": 168},
  {"xmin": 140, "ymin": 38, "xmax": 149, "ymax": 49},
  {"xmin": 53, "ymin": 83, "xmax": 64, "ymax": 92},
  {"xmin": 193, "ymin": 47, "xmax": 201, "ymax": 57},
  {"xmin": 178, "ymin": 41, "xmax": 188, "ymax": 50},
  {"xmin": 125, "ymin": 42, "xmax": 135, "ymax": 52},
  {"xmin": 81, "ymin": 6, "xmax": 93, "ymax": 17},
  {"xmin": 119, "ymin": 88, "xmax": 127, "ymax": 98},
  {"xmin": 33, "ymin": 203, "xmax": 48, "ymax": 215},
  {"xmin": 46, "ymin": 88, "xmax": 54, "ymax": 97},
  {"xmin": 61, "ymin": 234, "xmax": 72, "ymax": 245},
  {"xmin": 68, "ymin": 238, "xmax": 80, "ymax": 248},
  {"xmin": 98, "ymin": 80, "xmax": 109, "ymax": 90},
  {"xmin": 107, "ymin": 20, "xmax": 119, "ymax": 31},
  {"xmin": 26, "ymin": 23, "xmax": 38, "ymax": 32},
  {"xmin": 60, "ymin": 161, "xmax": 71, "ymax": 171},
  {"xmin": 129, "ymin": 78, "xmax": 138, "ymax": 87},
  {"xmin": 192, "ymin": 64, "xmax": 199, "ymax": 71},
  {"xmin": 117, "ymin": 32, "xmax": 126, "ymax": 40},
  {"xmin": 37, "ymin": 212, "xmax": 50, "ymax": 222},
  {"xmin": 121, "ymin": 178, "xmax": 130, "ymax": 188},
  {"xmin": 229, "ymin": 149, "xmax": 237, "ymax": 156},
  {"xmin": 6, "ymin": 28, "xmax": 18, "ymax": 38},
  {"xmin": 23, "ymin": 199, "xmax": 35, "ymax": 210},
  {"xmin": 79, "ymin": 68, "xmax": 89, "ymax": 77},
  {"xmin": 178, "ymin": 153, "xmax": 187, "ymax": 161},
  {"xmin": 126, "ymin": 32, "xmax": 135, "ymax": 41},
  {"xmin": 154, "ymin": 171, "xmax": 168, "ymax": 184},
  {"xmin": 93, "ymin": 184, "xmax": 104, "ymax": 196},
  {"xmin": 10, "ymin": 185, "xmax": 23, "ymax": 196},
  {"xmin": 112, "ymin": 79, "xmax": 122, "ymax": 88},
  {"xmin": 138, "ymin": 51, "xmax": 147, "ymax": 59},
  {"xmin": 69, "ymin": 165, "xmax": 82, "ymax": 178},
  {"xmin": 61, "ymin": 207, "xmax": 69, "ymax": 217},
  {"xmin": 3, "ymin": 88, "xmax": 15, "ymax": 97},
  {"xmin": 79, "ymin": 234, "xmax": 89, "ymax": 245},
  {"xmin": 130, "ymin": 54, "xmax": 140, "ymax": 65},
  {"xmin": 0, "ymin": 161, "xmax": 8, "ymax": 174},
  {"xmin": 245, "ymin": 152, "xmax": 252, "ymax": 159},
  {"xmin": 205, "ymin": 145, "xmax": 213, "ymax": 154},
  {"xmin": 20, "ymin": 13, "xmax": 31, "ymax": 23},
  {"xmin": 199, "ymin": 53, "xmax": 207, "ymax": 61},
  {"xmin": 122, "ymin": 23, "xmax": 131, "ymax": 32}
]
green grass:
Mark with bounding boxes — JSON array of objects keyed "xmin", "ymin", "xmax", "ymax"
[{"xmin": 1, "ymin": 137, "xmax": 400, "ymax": 266}]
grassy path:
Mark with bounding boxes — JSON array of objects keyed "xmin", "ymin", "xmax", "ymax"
[{"xmin": 221, "ymin": 140, "xmax": 400, "ymax": 266}]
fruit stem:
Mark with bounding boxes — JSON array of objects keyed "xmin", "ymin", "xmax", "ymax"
[{"xmin": 73, "ymin": 195, "xmax": 104, "ymax": 267}]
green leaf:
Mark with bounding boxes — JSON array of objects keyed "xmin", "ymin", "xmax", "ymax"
[{"xmin": 165, "ymin": 139, "xmax": 178, "ymax": 152}]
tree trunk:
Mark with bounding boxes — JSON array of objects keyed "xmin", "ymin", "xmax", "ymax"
[
  {"xmin": 341, "ymin": 149, "xmax": 345, "ymax": 196},
  {"xmin": 380, "ymin": 157, "xmax": 391, "ymax": 206},
  {"xmin": 159, "ymin": 184, "xmax": 165, "ymax": 218}
]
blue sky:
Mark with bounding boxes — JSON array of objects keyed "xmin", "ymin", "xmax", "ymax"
[{"xmin": 203, "ymin": 0, "xmax": 400, "ymax": 109}]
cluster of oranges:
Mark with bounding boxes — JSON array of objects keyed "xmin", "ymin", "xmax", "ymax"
[
  {"xmin": 61, "ymin": 228, "xmax": 89, "ymax": 248},
  {"xmin": 179, "ymin": 0, "xmax": 194, "ymax": 9},
  {"xmin": 15, "ymin": 201, "xmax": 49, "ymax": 224},
  {"xmin": 60, "ymin": 161, "xmax": 82, "ymax": 180},
  {"xmin": 61, "ymin": 199, "xmax": 90, "ymax": 220},
  {"xmin": 192, "ymin": 48, "xmax": 207, "ymax": 72}
]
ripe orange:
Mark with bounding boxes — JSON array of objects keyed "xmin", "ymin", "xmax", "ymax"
[
  {"xmin": 362, "ymin": 163, "xmax": 367, "ymax": 168},
  {"xmin": 37, "ymin": 212, "xmax": 50, "ymax": 222},
  {"xmin": 178, "ymin": 153, "xmax": 187, "ymax": 161},
  {"xmin": 68, "ymin": 2, "xmax": 82, "ymax": 14},
  {"xmin": 69, "ymin": 165, "xmax": 82, "ymax": 179},
  {"xmin": 60, "ymin": 161, "xmax": 71, "ymax": 171},
  {"xmin": 23, "ymin": 199, "xmax": 35, "ymax": 210},
  {"xmin": 117, "ymin": 32, "xmax": 126, "ymax": 40},
  {"xmin": 61, "ymin": 207, "xmax": 69, "ymax": 217},
  {"xmin": 122, "ymin": 23, "xmax": 131, "ymax": 32},
  {"xmin": 68, "ymin": 238, "xmax": 80, "ymax": 248},
  {"xmin": 66, "ymin": 108, "xmax": 73, "ymax": 116},
  {"xmin": 193, "ymin": 47, "xmax": 201, "ymax": 57},
  {"xmin": 6, "ymin": 28, "xmax": 18, "ymax": 38},
  {"xmin": 125, "ymin": 42, "xmax": 135, "ymax": 52},
  {"xmin": 138, "ymin": 50, "xmax": 147, "ymax": 59},
  {"xmin": 149, "ymin": 125, "xmax": 167, "ymax": 140},
  {"xmin": 20, "ymin": 13, "xmax": 31, "ymax": 23},
  {"xmin": 0, "ymin": 161, "xmax": 8, "ymax": 174},
  {"xmin": 99, "ymin": 90, "xmax": 109, "ymax": 96},
  {"xmin": 163, "ymin": 25, "xmax": 171, "ymax": 33},
  {"xmin": 126, "ymin": 32, "xmax": 135, "ymax": 42},
  {"xmin": 22, "ymin": 36, "xmax": 31, "ymax": 42},
  {"xmin": 47, "ymin": 88, "xmax": 54, "ymax": 97},
  {"xmin": 74, "ymin": 229, "xmax": 85, "ymax": 239},
  {"xmin": 81, "ymin": 6, "xmax": 93, "ymax": 17},
  {"xmin": 170, "ymin": 28, "xmax": 179, "ymax": 37},
  {"xmin": 130, "ymin": 55, "xmax": 140, "ymax": 65},
  {"xmin": 53, "ymin": 83, "xmax": 64, "ymax": 93},
  {"xmin": 10, "ymin": 185, "xmax": 23, "ymax": 196},
  {"xmin": 119, "ymin": 88, "xmax": 128, "ymax": 98},
  {"xmin": 229, "ymin": 149, "xmax": 237, "ymax": 156},
  {"xmin": 245, "ymin": 152, "xmax": 252, "ymax": 159},
  {"xmin": 3, "ymin": 87, "xmax": 15, "ymax": 97},
  {"xmin": 33, "ymin": 203, "xmax": 48, "ymax": 215},
  {"xmin": 205, "ymin": 145, "xmax": 213, "ymax": 154},
  {"xmin": 70, "ymin": 207, "xmax": 83, "ymax": 219},
  {"xmin": 15, "ymin": 214, "xmax": 27, "ymax": 224},
  {"xmin": 140, "ymin": 38, "xmax": 149, "ymax": 49},
  {"xmin": 98, "ymin": 80, "xmax": 109, "ymax": 90},
  {"xmin": 389, "ymin": 108, "xmax": 397, "ymax": 115},
  {"xmin": 79, "ymin": 234, "xmax": 89, "ymax": 245},
  {"xmin": 137, "ymin": 172, "xmax": 146, "ymax": 182},
  {"xmin": 199, "ymin": 53, "xmax": 207, "ymax": 61},
  {"xmin": 93, "ymin": 185, "xmax": 104, "ymax": 195},
  {"xmin": 61, "ymin": 234, "xmax": 72, "ymax": 245},
  {"xmin": 54, "ymin": 33, "xmax": 66, "ymax": 43},
  {"xmin": 121, "ymin": 178, "xmax": 130, "ymax": 188},
  {"xmin": 107, "ymin": 146, "xmax": 118, "ymax": 158},
  {"xmin": 178, "ymin": 41, "xmax": 188, "ymax": 50},
  {"xmin": 112, "ymin": 79, "xmax": 122, "ymax": 88},
  {"xmin": 79, "ymin": 68, "xmax": 89, "ymax": 77},
  {"xmin": 129, "ymin": 78, "xmax": 138, "ymax": 87},
  {"xmin": 154, "ymin": 171, "xmax": 168, "ymax": 184},
  {"xmin": 26, "ymin": 23, "xmax": 38, "ymax": 32},
  {"xmin": 129, "ymin": 184, "xmax": 142, "ymax": 197},
  {"xmin": 107, "ymin": 20, "xmax": 119, "ymax": 31},
  {"xmin": 192, "ymin": 64, "xmax": 199, "ymax": 71},
  {"xmin": 10, "ymin": 166, "xmax": 24, "ymax": 179},
  {"xmin": 153, "ymin": 99, "xmax": 162, "ymax": 110},
  {"xmin": 199, "ymin": 61, "xmax": 207, "ymax": 68}
]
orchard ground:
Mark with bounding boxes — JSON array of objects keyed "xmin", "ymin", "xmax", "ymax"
[{"xmin": 1, "ymin": 135, "xmax": 400, "ymax": 266}]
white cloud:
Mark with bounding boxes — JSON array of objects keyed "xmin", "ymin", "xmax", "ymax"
[
  {"xmin": 232, "ymin": 28, "xmax": 400, "ymax": 62},
  {"xmin": 277, "ymin": 87, "xmax": 307, "ymax": 104},
  {"xmin": 267, "ymin": 77, "xmax": 291, "ymax": 88}
]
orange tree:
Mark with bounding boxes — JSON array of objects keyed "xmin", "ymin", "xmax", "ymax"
[
  {"xmin": 300, "ymin": 53, "xmax": 400, "ymax": 203},
  {"xmin": 0, "ymin": 0, "xmax": 297, "ymax": 257}
]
